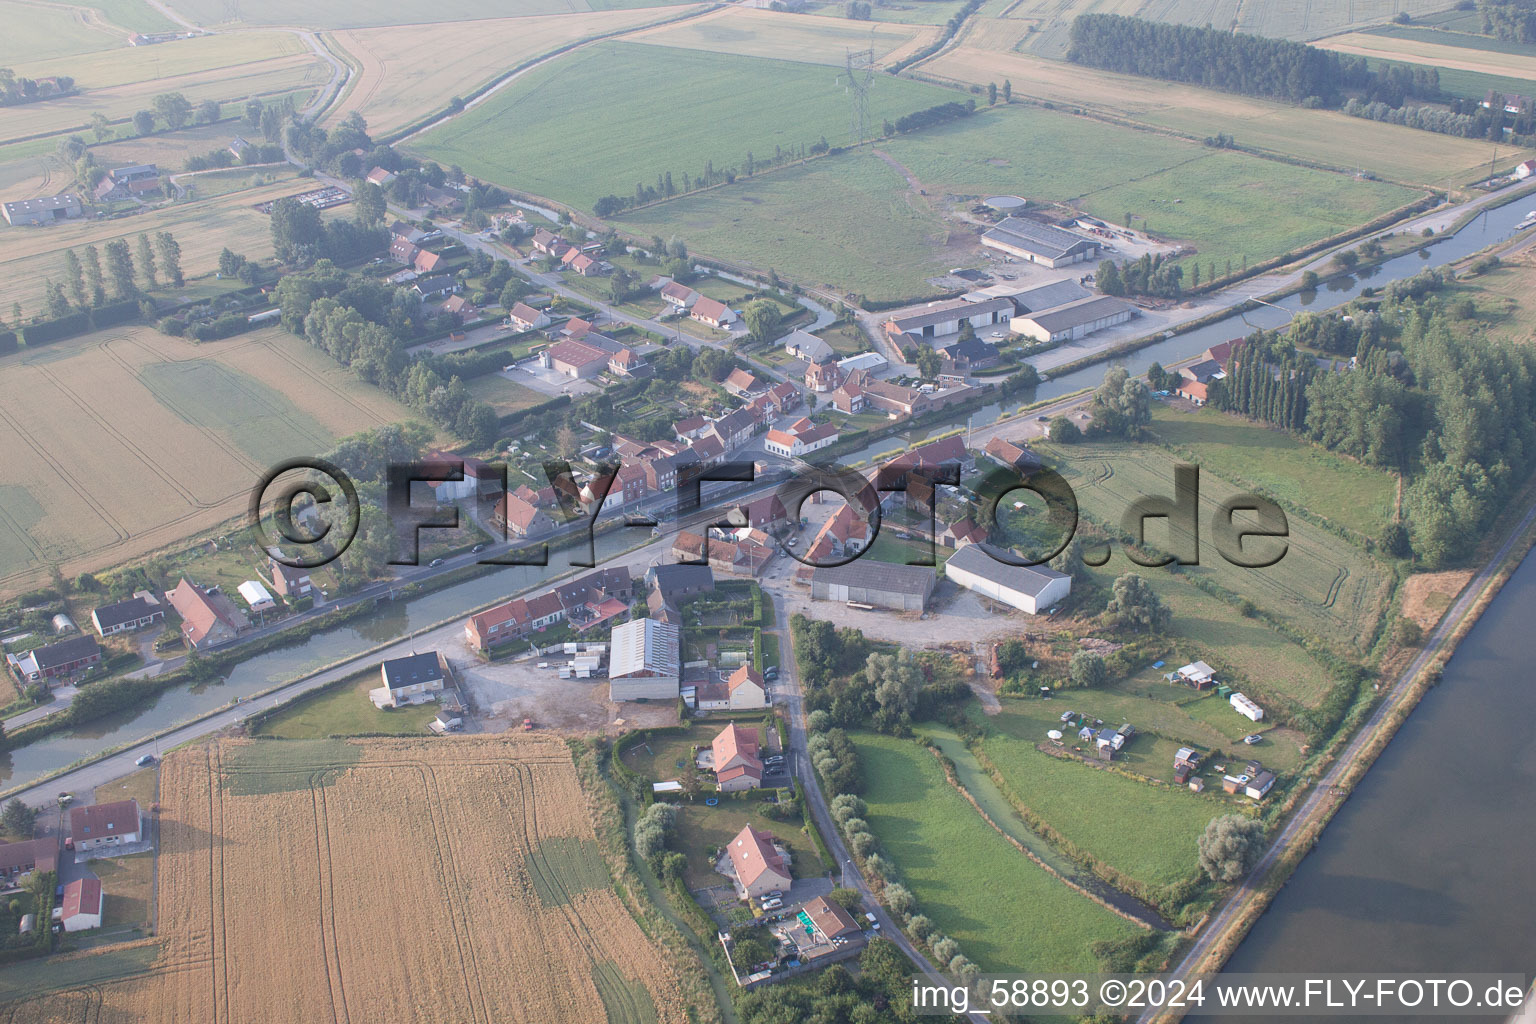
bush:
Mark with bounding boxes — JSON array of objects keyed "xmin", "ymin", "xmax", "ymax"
[
  {"xmin": 0, "ymin": 331, "xmax": 16, "ymax": 355},
  {"xmin": 21, "ymin": 311, "xmax": 92, "ymax": 346},
  {"xmin": 91, "ymin": 298, "xmax": 142, "ymax": 328},
  {"xmin": 906, "ymin": 914, "xmax": 935, "ymax": 941}
]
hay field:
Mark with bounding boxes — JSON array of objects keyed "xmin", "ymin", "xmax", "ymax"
[
  {"xmin": 1316, "ymin": 30, "xmax": 1536, "ymax": 81},
  {"xmin": 87, "ymin": 121, "xmax": 270, "ymax": 171},
  {"xmin": 162, "ymin": 0, "xmax": 698, "ymax": 30},
  {"xmin": 329, "ymin": 8, "xmax": 697, "ymax": 137},
  {"xmin": 0, "ymin": 0, "xmax": 123, "ymax": 65},
  {"xmin": 0, "ymin": 326, "xmax": 419, "ymax": 596},
  {"xmin": 920, "ymin": 47, "xmax": 1521, "ymax": 186},
  {"xmin": 0, "ymin": 178, "xmax": 310, "ymax": 314},
  {"xmin": 32, "ymin": 0, "xmax": 179, "ymax": 35},
  {"xmin": 406, "ymin": 40, "xmax": 953, "ymax": 210},
  {"xmin": 624, "ymin": 7, "xmax": 938, "ymax": 67},
  {"xmin": 0, "ymin": 737, "xmax": 694, "ymax": 1024}
]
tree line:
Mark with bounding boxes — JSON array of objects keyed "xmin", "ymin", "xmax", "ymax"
[
  {"xmin": 0, "ymin": 68, "xmax": 73, "ymax": 106},
  {"xmin": 1479, "ymin": 0, "xmax": 1536, "ymax": 42}
]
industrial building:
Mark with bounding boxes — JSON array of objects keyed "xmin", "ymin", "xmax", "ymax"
[
  {"xmin": 1011, "ymin": 295, "xmax": 1135, "ymax": 343},
  {"xmin": 608, "ymin": 618, "xmax": 681, "ymax": 701},
  {"xmin": 982, "ymin": 217, "xmax": 1102, "ymax": 267},
  {"xmin": 809, "ymin": 560, "xmax": 935, "ymax": 612},
  {"xmin": 943, "ymin": 543, "xmax": 1072, "ymax": 614},
  {"xmin": 882, "ymin": 296, "xmax": 1015, "ymax": 341},
  {"xmin": 1, "ymin": 192, "xmax": 83, "ymax": 226}
]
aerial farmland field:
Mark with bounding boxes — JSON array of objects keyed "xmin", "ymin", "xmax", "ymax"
[
  {"xmin": 329, "ymin": 7, "xmax": 702, "ymax": 137},
  {"xmin": 30, "ymin": 0, "xmax": 179, "ymax": 35},
  {"xmin": 0, "ymin": 738, "xmax": 702, "ymax": 1023},
  {"xmin": 406, "ymin": 41, "xmax": 955, "ymax": 211},
  {"xmin": 165, "ymin": 0, "xmax": 699, "ymax": 30},
  {"xmin": 0, "ymin": 0, "xmax": 123, "ymax": 65},
  {"xmin": 623, "ymin": 7, "xmax": 939, "ymax": 67},
  {"xmin": 0, "ymin": 326, "xmax": 421, "ymax": 596}
]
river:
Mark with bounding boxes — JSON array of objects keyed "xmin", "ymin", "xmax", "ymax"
[{"xmin": 1215, "ymin": 548, "xmax": 1536, "ymax": 1017}]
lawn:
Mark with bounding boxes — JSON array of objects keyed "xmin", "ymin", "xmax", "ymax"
[
  {"xmin": 96, "ymin": 766, "xmax": 158, "ymax": 810},
  {"xmin": 976, "ymin": 711, "xmax": 1226, "ymax": 890},
  {"xmin": 1148, "ymin": 402, "xmax": 1399, "ymax": 541},
  {"xmin": 252, "ymin": 670, "xmax": 440, "ymax": 738},
  {"xmin": 467, "ymin": 373, "xmax": 549, "ymax": 418},
  {"xmin": 90, "ymin": 853, "xmax": 155, "ymax": 929},
  {"xmin": 621, "ymin": 151, "xmax": 957, "ymax": 301},
  {"xmin": 673, "ymin": 799, "xmax": 822, "ymax": 890},
  {"xmin": 0, "ymin": 0, "xmax": 122, "ymax": 65},
  {"xmin": 1040, "ymin": 436, "xmax": 1392, "ymax": 655},
  {"xmin": 853, "ymin": 731, "xmax": 1140, "ymax": 973},
  {"xmin": 860, "ymin": 530, "xmax": 952, "ymax": 568},
  {"xmin": 1463, "ymin": 262, "xmax": 1536, "ymax": 347},
  {"xmin": 407, "ymin": 40, "xmax": 954, "ymax": 212},
  {"xmin": 918, "ymin": 47, "xmax": 1520, "ymax": 187},
  {"xmin": 619, "ymin": 721, "xmax": 769, "ymax": 783}
]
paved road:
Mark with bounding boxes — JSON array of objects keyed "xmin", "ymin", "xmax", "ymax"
[
  {"xmin": 767, "ymin": 589, "xmax": 991, "ymax": 1024},
  {"xmin": 1137, "ymin": 495, "xmax": 1536, "ymax": 1023},
  {"xmin": 3, "ymin": 685, "xmax": 76, "ymax": 730}
]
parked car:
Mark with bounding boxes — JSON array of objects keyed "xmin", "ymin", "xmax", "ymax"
[
  {"xmin": 761, "ymin": 897, "xmax": 783, "ymax": 911},
  {"xmin": 135, "ymin": 754, "xmax": 156, "ymax": 767},
  {"xmin": 1242, "ymin": 734, "xmax": 1263, "ymax": 745}
]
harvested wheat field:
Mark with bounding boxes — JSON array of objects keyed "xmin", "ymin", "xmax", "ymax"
[
  {"xmin": 0, "ymin": 737, "xmax": 702, "ymax": 1024},
  {"xmin": 1316, "ymin": 31, "xmax": 1536, "ymax": 83},
  {"xmin": 331, "ymin": 7, "xmax": 701, "ymax": 137}
]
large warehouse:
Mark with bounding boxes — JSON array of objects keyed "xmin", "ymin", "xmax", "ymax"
[
  {"xmin": 810, "ymin": 560, "xmax": 936, "ymax": 612},
  {"xmin": 982, "ymin": 217, "xmax": 1102, "ymax": 268},
  {"xmin": 2, "ymin": 192, "xmax": 83, "ymax": 226},
  {"xmin": 608, "ymin": 618, "xmax": 681, "ymax": 701},
  {"xmin": 944, "ymin": 543, "xmax": 1071, "ymax": 614},
  {"xmin": 882, "ymin": 296, "xmax": 1014, "ymax": 341},
  {"xmin": 1011, "ymin": 295, "xmax": 1135, "ymax": 343}
]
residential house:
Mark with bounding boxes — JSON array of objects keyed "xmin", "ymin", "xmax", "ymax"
[
  {"xmin": 805, "ymin": 360, "xmax": 843, "ymax": 393},
  {"xmin": 567, "ymin": 251, "xmax": 606, "ymax": 276},
  {"xmin": 690, "ymin": 296, "xmax": 737, "ymax": 328},
  {"xmin": 1516, "ymin": 158, "xmax": 1536, "ymax": 180},
  {"xmin": 6, "ymin": 635, "xmax": 101, "ymax": 684},
  {"xmin": 0, "ymin": 838, "xmax": 57, "ymax": 882},
  {"xmin": 802, "ymin": 895, "xmax": 861, "ymax": 941},
  {"xmin": 660, "ymin": 281, "xmax": 699, "ymax": 310},
  {"xmin": 688, "ymin": 433, "xmax": 724, "ymax": 466},
  {"xmin": 939, "ymin": 517, "xmax": 987, "ymax": 549},
  {"xmin": 941, "ymin": 336, "xmax": 1001, "ymax": 372},
  {"xmin": 90, "ymin": 592, "xmax": 164, "ymax": 637},
  {"xmin": 389, "ymin": 221, "xmax": 427, "ymax": 245},
  {"xmin": 830, "ymin": 371, "xmax": 867, "ymax": 413},
  {"xmin": 70, "ymin": 799, "xmax": 141, "ymax": 852},
  {"xmin": 723, "ymin": 368, "xmax": 764, "ymax": 398},
  {"xmin": 647, "ymin": 564, "xmax": 714, "ymax": 605},
  {"xmin": 166, "ymin": 578, "xmax": 249, "ymax": 649},
  {"xmin": 465, "ymin": 598, "xmax": 531, "ymax": 651},
  {"xmin": 93, "ymin": 164, "xmax": 161, "ymax": 202},
  {"xmin": 703, "ymin": 408, "xmax": 758, "ymax": 451},
  {"xmin": 492, "ymin": 493, "xmax": 554, "ymax": 538},
  {"xmin": 365, "ymin": 166, "xmax": 397, "ymax": 187},
  {"xmin": 673, "ymin": 414, "xmax": 709, "ymax": 440},
  {"xmin": 507, "ymin": 302, "xmax": 551, "ymax": 332},
  {"xmin": 413, "ymin": 275, "xmax": 460, "ymax": 301},
  {"xmin": 609, "ymin": 347, "xmax": 651, "ymax": 377},
  {"xmin": 440, "ymin": 294, "xmax": 478, "ymax": 322},
  {"xmin": 762, "ymin": 417, "xmax": 838, "ymax": 458},
  {"xmin": 609, "ymin": 618, "xmax": 680, "ymax": 701},
  {"xmin": 783, "ymin": 329, "xmax": 835, "ymax": 363},
  {"xmin": 810, "ymin": 502, "xmax": 872, "ymax": 558},
  {"xmin": 414, "ymin": 249, "xmax": 444, "ymax": 275},
  {"xmin": 389, "ymin": 236, "xmax": 420, "ymax": 266},
  {"xmin": 726, "ymin": 825, "xmax": 791, "ymax": 898},
  {"xmin": 712, "ymin": 723, "xmax": 763, "ymax": 792},
  {"xmin": 61, "ymin": 879, "xmax": 103, "ymax": 933},
  {"xmin": 374, "ymin": 651, "xmax": 446, "ymax": 707},
  {"xmin": 531, "ymin": 228, "xmax": 566, "ymax": 255},
  {"xmin": 726, "ymin": 664, "xmax": 767, "ymax": 709},
  {"xmin": 983, "ymin": 436, "xmax": 1042, "ymax": 474},
  {"xmin": 943, "ymin": 542, "xmax": 1071, "ymax": 614},
  {"xmin": 885, "ymin": 435, "xmax": 971, "ymax": 476}
]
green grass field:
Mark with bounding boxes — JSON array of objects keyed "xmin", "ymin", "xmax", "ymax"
[
  {"xmin": 162, "ymin": 0, "xmax": 694, "ymax": 28},
  {"xmin": 1041, "ymin": 436, "xmax": 1392, "ymax": 654},
  {"xmin": 0, "ymin": 0, "xmax": 123, "ymax": 64},
  {"xmin": 622, "ymin": 151, "xmax": 956, "ymax": 300},
  {"xmin": 137, "ymin": 359, "xmax": 336, "ymax": 466},
  {"xmin": 854, "ymin": 730, "xmax": 1140, "ymax": 973},
  {"xmin": 32, "ymin": 0, "xmax": 178, "ymax": 36},
  {"xmin": 252, "ymin": 671, "xmax": 441, "ymax": 739},
  {"xmin": 407, "ymin": 41, "xmax": 953, "ymax": 213},
  {"xmin": 1149, "ymin": 402, "xmax": 1399, "ymax": 540},
  {"xmin": 977, "ymin": 713, "xmax": 1225, "ymax": 890},
  {"xmin": 467, "ymin": 373, "xmax": 549, "ymax": 418}
]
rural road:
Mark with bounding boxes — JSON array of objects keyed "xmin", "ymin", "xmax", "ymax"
[
  {"xmin": 768, "ymin": 588, "xmax": 993, "ymax": 1024},
  {"xmin": 1137, "ymin": 496, "xmax": 1536, "ymax": 1024}
]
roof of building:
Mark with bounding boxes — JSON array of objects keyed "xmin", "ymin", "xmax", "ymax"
[
  {"xmin": 724, "ymin": 368, "xmax": 759, "ymax": 393},
  {"xmin": 983, "ymin": 216, "xmax": 1098, "ymax": 261},
  {"xmin": 984, "ymin": 436, "xmax": 1041, "ymax": 470},
  {"xmin": 547, "ymin": 338, "xmax": 608, "ymax": 369},
  {"xmin": 945, "ymin": 542, "xmax": 1070, "ymax": 597},
  {"xmin": 62, "ymin": 878, "xmax": 102, "ymax": 921},
  {"xmin": 1009, "ymin": 278, "xmax": 1093, "ymax": 313},
  {"xmin": 609, "ymin": 618, "xmax": 680, "ymax": 679},
  {"xmin": 508, "ymin": 301, "xmax": 545, "ymax": 324},
  {"xmin": 167, "ymin": 579, "xmax": 247, "ymax": 647},
  {"xmin": 381, "ymin": 652, "xmax": 444, "ymax": 690},
  {"xmin": 885, "ymin": 296, "xmax": 1015, "ymax": 332},
  {"xmin": 70, "ymin": 800, "xmax": 138, "ymax": 843},
  {"xmin": 2, "ymin": 193, "xmax": 82, "ymax": 215},
  {"xmin": 649, "ymin": 563, "xmax": 713, "ymax": 599},
  {"xmin": 727, "ymin": 664, "xmax": 764, "ymax": 694},
  {"xmin": 1018, "ymin": 295, "xmax": 1134, "ymax": 333},
  {"xmin": 414, "ymin": 274, "xmax": 457, "ymax": 294},
  {"xmin": 470, "ymin": 598, "xmax": 528, "ymax": 636},
  {"xmin": 237, "ymin": 580, "xmax": 273, "ymax": 607},
  {"xmin": 784, "ymin": 329, "xmax": 834, "ymax": 362},
  {"xmin": 1182, "ymin": 358, "xmax": 1223, "ymax": 383},
  {"xmin": 494, "ymin": 492, "xmax": 544, "ymax": 532},
  {"xmin": 712, "ymin": 721, "xmax": 760, "ymax": 769},
  {"xmin": 810, "ymin": 559, "xmax": 935, "ymax": 598},
  {"xmin": 692, "ymin": 296, "xmax": 732, "ymax": 322},
  {"xmin": 727, "ymin": 825, "xmax": 787, "ymax": 887},
  {"xmin": 885, "ymin": 435, "xmax": 969, "ymax": 472},
  {"xmin": 802, "ymin": 895, "xmax": 861, "ymax": 939},
  {"xmin": 942, "ymin": 336, "xmax": 999, "ymax": 362},
  {"xmin": 92, "ymin": 593, "xmax": 161, "ymax": 630},
  {"xmin": 661, "ymin": 281, "xmax": 698, "ymax": 303}
]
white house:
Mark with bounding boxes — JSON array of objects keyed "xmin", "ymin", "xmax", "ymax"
[
  {"xmin": 1245, "ymin": 771, "xmax": 1276, "ymax": 800},
  {"xmin": 943, "ymin": 543, "xmax": 1072, "ymax": 614},
  {"xmin": 1230, "ymin": 692, "xmax": 1264, "ymax": 722},
  {"xmin": 61, "ymin": 879, "xmax": 103, "ymax": 933},
  {"xmin": 1514, "ymin": 159, "xmax": 1536, "ymax": 180},
  {"xmin": 237, "ymin": 580, "xmax": 276, "ymax": 612},
  {"xmin": 726, "ymin": 664, "xmax": 768, "ymax": 709},
  {"xmin": 762, "ymin": 418, "xmax": 839, "ymax": 459}
]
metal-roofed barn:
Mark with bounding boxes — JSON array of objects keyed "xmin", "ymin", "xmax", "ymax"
[
  {"xmin": 1011, "ymin": 295, "xmax": 1135, "ymax": 343},
  {"xmin": 943, "ymin": 543, "xmax": 1071, "ymax": 614},
  {"xmin": 608, "ymin": 618, "xmax": 681, "ymax": 701},
  {"xmin": 809, "ymin": 560, "xmax": 936, "ymax": 612},
  {"xmin": 982, "ymin": 216, "xmax": 1102, "ymax": 267}
]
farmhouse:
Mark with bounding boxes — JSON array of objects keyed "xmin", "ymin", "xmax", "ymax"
[
  {"xmin": 726, "ymin": 825, "xmax": 791, "ymax": 898},
  {"xmin": 783, "ymin": 329, "xmax": 834, "ymax": 363},
  {"xmin": 543, "ymin": 339, "xmax": 609, "ymax": 379},
  {"xmin": 90, "ymin": 592, "xmax": 164, "ymax": 637},
  {"xmin": 982, "ymin": 216, "xmax": 1101, "ymax": 267},
  {"xmin": 0, "ymin": 838, "xmax": 57, "ymax": 881},
  {"xmin": 609, "ymin": 618, "xmax": 680, "ymax": 701},
  {"xmin": 810, "ymin": 561, "xmax": 935, "ymax": 612},
  {"xmin": 270, "ymin": 558, "xmax": 313, "ymax": 599},
  {"xmin": 726, "ymin": 664, "xmax": 768, "ymax": 709},
  {"xmin": 690, "ymin": 296, "xmax": 737, "ymax": 328},
  {"xmin": 983, "ymin": 436, "xmax": 1041, "ymax": 474},
  {"xmin": 60, "ymin": 879, "xmax": 102, "ymax": 933},
  {"xmin": 1, "ymin": 192, "xmax": 83, "ymax": 226},
  {"xmin": 374, "ymin": 651, "xmax": 447, "ymax": 708},
  {"xmin": 507, "ymin": 302, "xmax": 551, "ymax": 332},
  {"xmin": 93, "ymin": 164, "xmax": 162, "ymax": 201},
  {"xmin": 882, "ymin": 296, "xmax": 1013, "ymax": 341},
  {"xmin": 712, "ymin": 722, "xmax": 763, "ymax": 791},
  {"xmin": 70, "ymin": 799, "xmax": 141, "ymax": 852},
  {"xmin": 492, "ymin": 493, "xmax": 553, "ymax": 538},
  {"xmin": 167, "ymin": 578, "xmax": 250, "ymax": 649},
  {"xmin": 237, "ymin": 580, "xmax": 276, "ymax": 612},
  {"xmin": 1011, "ymin": 296, "xmax": 1135, "ymax": 343},
  {"xmin": 943, "ymin": 542, "xmax": 1071, "ymax": 614}
]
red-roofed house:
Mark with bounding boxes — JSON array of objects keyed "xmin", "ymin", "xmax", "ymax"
[
  {"xmin": 690, "ymin": 296, "xmax": 737, "ymax": 328},
  {"xmin": 61, "ymin": 878, "xmax": 103, "ymax": 932},
  {"xmin": 413, "ymin": 249, "xmax": 443, "ymax": 274},
  {"xmin": 465, "ymin": 598, "xmax": 530, "ymax": 650},
  {"xmin": 389, "ymin": 236, "xmax": 420, "ymax": 265},
  {"xmin": 365, "ymin": 166, "xmax": 396, "ymax": 187},
  {"xmin": 763, "ymin": 418, "xmax": 839, "ymax": 458},
  {"xmin": 805, "ymin": 360, "xmax": 842, "ymax": 393},
  {"xmin": 493, "ymin": 493, "xmax": 553, "ymax": 537},
  {"xmin": 70, "ymin": 799, "xmax": 141, "ymax": 852},
  {"xmin": 711, "ymin": 722, "xmax": 762, "ymax": 791},
  {"xmin": 166, "ymin": 579, "xmax": 248, "ymax": 650},
  {"xmin": 726, "ymin": 664, "xmax": 767, "ymax": 709},
  {"xmin": 1176, "ymin": 378, "xmax": 1209, "ymax": 405},
  {"xmin": 660, "ymin": 281, "xmax": 699, "ymax": 310},
  {"xmin": 723, "ymin": 368, "xmax": 762, "ymax": 397},
  {"xmin": 674, "ymin": 414, "xmax": 708, "ymax": 440},
  {"xmin": 726, "ymin": 825, "xmax": 791, "ymax": 898}
]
